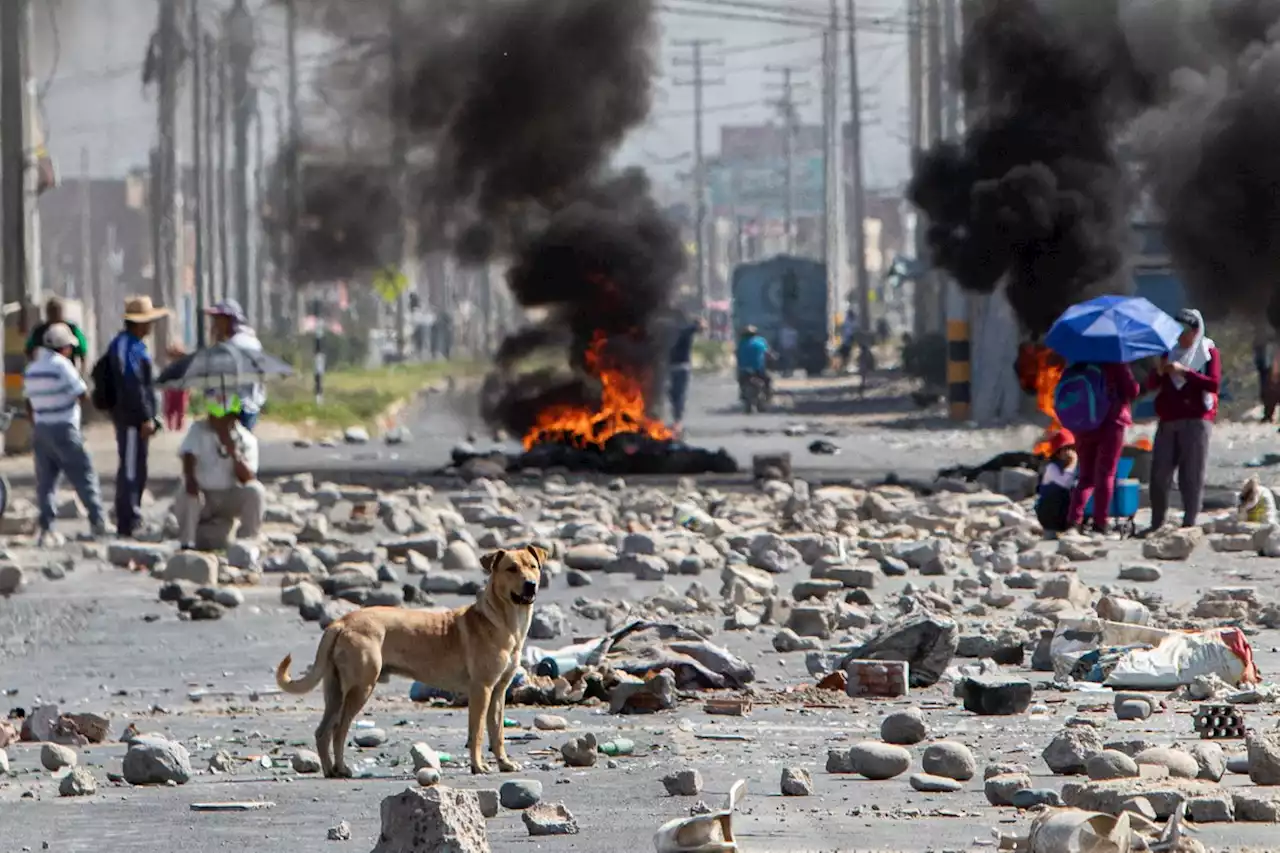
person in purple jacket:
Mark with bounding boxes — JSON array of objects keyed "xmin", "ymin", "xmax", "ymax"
[{"xmin": 1141, "ymin": 308, "xmax": 1221, "ymax": 534}]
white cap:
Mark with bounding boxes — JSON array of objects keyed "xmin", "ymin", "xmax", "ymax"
[{"xmin": 43, "ymin": 323, "xmax": 76, "ymax": 350}]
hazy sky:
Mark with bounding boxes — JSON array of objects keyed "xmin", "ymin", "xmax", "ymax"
[{"xmin": 34, "ymin": 0, "xmax": 911, "ymax": 195}]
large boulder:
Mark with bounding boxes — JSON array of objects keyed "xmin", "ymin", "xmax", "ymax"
[
  {"xmin": 122, "ymin": 736, "xmax": 192, "ymax": 785},
  {"xmin": 371, "ymin": 786, "xmax": 489, "ymax": 853}
]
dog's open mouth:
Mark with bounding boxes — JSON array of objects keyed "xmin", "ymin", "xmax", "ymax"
[{"xmin": 511, "ymin": 591, "xmax": 536, "ymax": 606}]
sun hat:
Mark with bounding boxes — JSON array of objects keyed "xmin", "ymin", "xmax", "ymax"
[
  {"xmin": 43, "ymin": 322, "xmax": 77, "ymax": 350},
  {"xmin": 123, "ymin": 295, "xmax": 172, "ymax": 323}
]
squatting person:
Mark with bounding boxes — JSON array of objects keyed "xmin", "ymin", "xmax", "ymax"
[{"xmin": 175, "ymin": 391, "xmax": 265, "ymax": 551}]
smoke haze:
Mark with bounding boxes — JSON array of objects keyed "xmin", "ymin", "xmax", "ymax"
[
  {"xmin": 911, "ymin": 0, "xmax": 1280, "ymax": 334},
  {"xmin": 284, "ymin": 0, "xmax": 682, "ymax": 436}
]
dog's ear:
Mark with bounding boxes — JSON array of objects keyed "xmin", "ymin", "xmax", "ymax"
[
  {"xmin": 525, "ymin": 545, "xmax": 548, "ymax": 564},
  {"xmin": 479, "ymin": 550, "xmax": 506, "ymax": 575}
]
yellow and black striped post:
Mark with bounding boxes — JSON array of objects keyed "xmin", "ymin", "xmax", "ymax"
[{"xmin": 946, "ymin": 316, "xmax": 970, "ymax": 421}]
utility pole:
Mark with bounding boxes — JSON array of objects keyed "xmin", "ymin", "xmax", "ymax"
[
  {"xmin": 253, "ymin": 98, "xmax": 267, "ymax": 329},
  {"xmin": 227, "ymin": 0, "xmax": 253, "ymax": 319},
  {"xmin": 285, "ymin": 0, "xmax": 303, "ymax": 335},
  {"xmin": 78, "ymin": 149, "xmax": 91, "ymax": 307},
  {"xmin": 190, "ymin": 0, "xmax": 207, "ymax": 346},
  {"xmin": 156, "ymin": 0, "xmax": 182, "ymax": 356},
  {"xmin": 215, "ymin": 36, "xmax": 230, "ymax": 306},
  {"xmin": 389, "ymin": 0, "xmax": 411, "ymax": 360},
  {"xmin": 672, "ymin": 39, "xmax": 723, "ymax": 314},
  {"xmin": 821, "ymin": 21, "xmax": 836, "ymax": 333},
  {"xmin": 845, "ymin": 0, "xmax": 871, "ymax": 337},
  {"xmin": 766, "ymin": 65, "xmax": 806, "ymax": 255},
  {"xmin": 907, "ymin": 0, "xmax": 926, "ymax": 338},
  {"xmin": 2, "ymin": 0, "xmax": 30, "ymax": 352},
  {"xmin": 926, "ymin": 0, "xmax": 945, "ymax": 334}
]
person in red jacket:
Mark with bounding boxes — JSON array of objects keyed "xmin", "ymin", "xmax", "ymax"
[
  {"xmin": 1066, "ymin": 362, "xmax": 1142, "ymax": 535},
  {"xmin": 1141, "ymin": 308, "xmax": 1220, "ymax": 533}
]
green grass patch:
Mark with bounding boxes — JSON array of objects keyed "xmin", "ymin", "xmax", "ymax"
[{"xmin": 263, "ymin": 360, "xmax": 483, "ymax": 430}]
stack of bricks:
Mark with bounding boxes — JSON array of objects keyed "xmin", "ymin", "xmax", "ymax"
[
  {"xmin": 844, "ymin": 660, "xmax": 909, "ymax": 698},
  {"xmin": 1194, "ymin": 704, "xmax": 1246, "ymax": 739}
]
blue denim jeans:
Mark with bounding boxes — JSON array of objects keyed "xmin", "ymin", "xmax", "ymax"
[{"xmin": 33, "ymin": 421, "xmax": 106, "ymax": 531}]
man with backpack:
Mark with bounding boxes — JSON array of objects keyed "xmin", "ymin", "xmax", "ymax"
[
  {"xmin": 91, "ymin": 296, "xmax": 171, "ymax": 538},
  {"xmin": 1055, "ymin": 359, "xmax": 1141, "ymax": 536}
]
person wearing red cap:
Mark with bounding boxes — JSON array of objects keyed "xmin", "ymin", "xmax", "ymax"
[{"xmin": 1036, "ymin": 429, "xmax": 1078, "ymax": 538}]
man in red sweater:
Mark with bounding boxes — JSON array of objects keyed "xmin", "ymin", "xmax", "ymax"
[
  {"xmin": 1142, "ymin": 308, "xmax": 1220, "ymax": 533},
  {"xmin": 1066, "ymin": 361, "xmax": 1142, "ymax": 535}
]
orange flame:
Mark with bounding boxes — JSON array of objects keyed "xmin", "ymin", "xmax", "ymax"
[
  {"xmin": 1017, "ymin": 344, "xmax": 1066, "ymax": 457},
  {"xmin": 522, "ymin": 330, "xmax": 672, "ymax": 451}
]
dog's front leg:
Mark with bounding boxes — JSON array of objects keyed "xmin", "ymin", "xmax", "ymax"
[
  {"xmin": 468, "ymin": 683, "xmax": 495, "ymax": 774},
  {"xmin": 488, "ymin": 671, "xmax": 519, "ymax": 772}
]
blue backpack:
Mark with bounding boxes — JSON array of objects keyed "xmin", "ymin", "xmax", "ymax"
[{"xmin": 1054, "ymin": 364, "xmax": 1113, "ymax": 433}]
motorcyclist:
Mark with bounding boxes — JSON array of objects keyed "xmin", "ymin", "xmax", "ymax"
[{"xmin": 736, "ymin": 325, "xmax": 771, "ymax": 401}]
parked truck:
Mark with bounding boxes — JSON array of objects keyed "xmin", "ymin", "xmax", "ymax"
[{"xmin": 730, "ymin": 255, "xmax": 829, "ymax": 377}]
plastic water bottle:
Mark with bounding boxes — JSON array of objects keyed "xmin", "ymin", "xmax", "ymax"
[
  {"xmin": 598, "ymin": 738, "xmax": 634, "ymax": 757},
  {"xmin": 674, "ymin": 504, "xmax": 712, "ymax": 532}
]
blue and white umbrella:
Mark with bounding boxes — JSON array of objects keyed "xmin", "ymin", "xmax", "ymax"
[{"xmin": 1045, "ymin": 295, "xmax": 1183, "ymax": 364}]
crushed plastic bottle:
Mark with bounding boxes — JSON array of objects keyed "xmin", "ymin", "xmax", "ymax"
[{"xmin": 674, "ymin": 503, "xmax": 713, "ymax": 533}]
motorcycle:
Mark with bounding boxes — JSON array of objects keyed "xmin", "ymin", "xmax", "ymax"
[{"xmin": 739, "ymin": 371, "xmax": 772, "ymax": 414}]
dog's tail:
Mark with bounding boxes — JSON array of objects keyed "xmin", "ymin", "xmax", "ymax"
[{"xmin": 275, "ymin": 626, "xmax": 338, "ymax": 695}]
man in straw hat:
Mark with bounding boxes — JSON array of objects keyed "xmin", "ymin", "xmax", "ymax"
[
  {"xmin": 94, "ymin": 295, "xmax": 171, "ymax": 538},
  {"xmin": 24, "ymin": 322, "xmax": 107, "ymax": 545}
]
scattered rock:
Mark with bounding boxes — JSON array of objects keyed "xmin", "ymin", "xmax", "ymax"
[
  {"xmin": 534, "ymin": 715, "xmax": 568, "ymax": 732},
  {"xmin": 417, "ymin": 767, "xmax": 441, "ymax": 787},
  {"xmin": 122, "ymin": 736, "xmax": 193, "ymax": 785},
  {"xmin": 1043, "ymin": 726, "xmax": 1104, "ymax": 776},
  {"xmin": 0, "ymin": 563, "xmax": 23, "ymax": 594},
  {"xmin": 960, "ymin": 675, "xmax": 1033, "ymax": 716},
  {"xmin": 327, "ymin": 821, "xmax": 352, "ymax": 841},
  {"xmin": 1141, "ymin": 527, "xmax": 1203, "ymax": 561},
  {"xmin": 1134, "ymin": 746, "xmax": 1199, "ymax": 779},
  {"xmin": 522, "ymin": 802, "xmax": 578, "ymax": 837},
  {"xmin": 292, "ymin": 750, "xmax": 322, "ymax": 774},
  {"xmin": 499, "ymin": 779, "xmax": 543, "ymax": 810},
  {"xmin": 909, "ymin": 772, "xmax": 964, "ymax": 793},
  {"xmin": 355, "ymin": 728, "xmax": 388, "ymax": 748},
  {"xmin": 1115, "ymin": 699, "xmax": 1152, "ymax": 721},
  {"xmin": 662, "ymin": 768, "xmax": 703, "ymax": 796},
  {"xmin": 41, "ymin": 742, "xmax": 78, "ymax": 771},
  {"xmin": 1013, "ymin": 788, "xmax": 1065, "ymax": 809},
  {"xmin": 880, "ymin": 708, "xmax": 928, "ymax": 745},
  {"xmin": 370, "ymin": 786, "xmax": 490, "ymax": 853},
  {"xmin": 528, "ymin": 604, "xmax": 569, "ymax": 640},
  {"xmin": 921, "ymin": 741, "xmax": 976, "ymax": 781},
  {"xmin": 1187, "ymin": 794, "xmax": 1234, "ymax": 823},
  {"xmin": 59, "ymin": 766, "xmax": 97, "ymax": 797},
  {"xmin": 443, "ymin": 541, "xmax": 482, "ymax": 572},
  {"xmin": 1119, "ymin": 564, "xmax": 1162, "ymax": 583},
  {"xmin": 1086, "ymin": 750, "xmax": 1139, "ymax": 781},
  {"xmin": 560, "ymin": 733, "xmax": 598, "ymax": 768},
  {"xmin": 1189, "ymin": 742, "xmax": 1227, "ymax": 782},
  {"xmin": 848, "ymin": 741, "xmax": 912, "ymax": 780},
  {"xmin": 985, "ymin": 773, "xmax": 1032, "ymax": 806},
  {"xmin": 1248, "ymin": 732, "xmax": 1280, "ymax": 785},
  {"xmin": 780, "ymin": 766, "xmax": 814, "ymax": 796}
]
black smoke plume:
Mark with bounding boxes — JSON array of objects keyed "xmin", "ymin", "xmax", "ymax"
[
  {"xmin": 907, "ymin": 0, "xmax": 1141, "ymax": 336},
  {"xmin": 279, "ymin": 0, "xmax": 682, "ymax": 436},
  {"xmin": 911, "ymin": 0, "xmax": 1280, "ymax": 334}
]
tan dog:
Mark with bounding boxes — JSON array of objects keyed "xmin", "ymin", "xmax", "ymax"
[{"xmin": 275, "ymin": 545, "xmax": 545, "ymax": 778}]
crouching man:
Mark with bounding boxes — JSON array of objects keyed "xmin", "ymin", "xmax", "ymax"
[{"xmin": 175, "ymin": 392, "xmax": 265, "ymax": 550}]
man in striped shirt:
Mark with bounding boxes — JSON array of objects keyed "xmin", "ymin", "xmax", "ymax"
[{"xmin": 24, "ymin": 323, "xmax": 107, "ymax": 545}]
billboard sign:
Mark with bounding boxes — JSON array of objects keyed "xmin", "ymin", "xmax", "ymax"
[{"xmin": 707, "ymin": 155, "xmax": 825, "ymax": 219}]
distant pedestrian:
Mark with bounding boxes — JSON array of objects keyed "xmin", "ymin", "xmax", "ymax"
[
  {"xmin": 176, "ymin": 391, "xmax": 265, "ymax": 550},
  {"xmin": 26, "ymin": 296, "xmax": 88, "ymax": 368},
  {"xmin": 162, "ymin": 343, "xmax": 191, "ymax": 432},
  {"xmin": 1254, "ymin": 325, "xmax": 1279, "ymax": 422},
  {"xmin": 24, "ymin": 323, "xmax": 107, "ymax": 544},
  {"xmin": 667, "ymin": 316, "xmax": 706, "ymax": 439},
  {"xmin": 1142, "ymin": 308, "xmax": 1220, "ymax": 534},
  {"xmin": 837, "ymin": 311, "xmax": 858, "ymax": 372},
  {"xmin": 778, "ymin": 321, "xmax": 799, "ymax": 377},
  {"xmin": 1060, "ymin": 360, "xmax": 1141, "ymax": 536},
  {"xmin": 206, "ymin": 299, "xmax": 266, "ymax": 431},
  {"xmin": 94, "ymin": 295, "xmax": 170, "ymax": 538}
]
